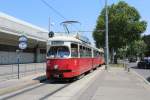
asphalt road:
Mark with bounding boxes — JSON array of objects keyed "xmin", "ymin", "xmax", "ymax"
[{"xmin": 128, "ymin": 62, "xmax": 150, "ymax": 82}]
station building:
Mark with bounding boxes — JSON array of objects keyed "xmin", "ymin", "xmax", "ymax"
[{"xmin": 0, "ymin": 12, "xmax": 48, "ymax": 64}]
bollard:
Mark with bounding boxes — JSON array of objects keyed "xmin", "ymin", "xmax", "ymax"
[
  {"xmin": 128, "ymin": 67, "xmax": 130, "ymax": 72},
  {"xmin": 124, "ymin": 64, "xmax": 127, "ymax": 71}
]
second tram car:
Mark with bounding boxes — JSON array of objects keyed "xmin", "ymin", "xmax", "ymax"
[{"xmin": 46, "ymin": 34, "xmax": 104, "ymax": 79}]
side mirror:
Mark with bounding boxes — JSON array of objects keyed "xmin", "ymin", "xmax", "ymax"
[{"xmin": 48, "ymin": 31, "xmax": 54, "ymax": 38}]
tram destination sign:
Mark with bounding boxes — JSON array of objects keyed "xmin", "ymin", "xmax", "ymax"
[{"xmin": 51, "ymin": 41, "xmax": 64, "ymax": 45}]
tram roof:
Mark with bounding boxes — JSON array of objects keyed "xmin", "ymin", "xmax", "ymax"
[
  {"xmin": 47, "ymin": 34, "xmax": 82, "ymax": 43},
  {"xmin": 47, "ymin": 34, "xmax": 103, "ymax": 52}
]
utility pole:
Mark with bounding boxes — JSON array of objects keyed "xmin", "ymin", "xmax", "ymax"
[{"xmin": 105, "ymin": 0, "xmax": 109, "ymax": 70}]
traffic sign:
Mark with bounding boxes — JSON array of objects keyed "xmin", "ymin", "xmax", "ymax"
[{"xmin": 19, "ymin": 42, "xmax": 27, "ymax": 49}]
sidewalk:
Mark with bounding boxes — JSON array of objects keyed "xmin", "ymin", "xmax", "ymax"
[
  {"xmin": 0, "ymin": 72, "xmax": 46, "ymax": 96},
  {"xmin": 75, "ymin": 67, "xmax": 150, "ymax": 100}
]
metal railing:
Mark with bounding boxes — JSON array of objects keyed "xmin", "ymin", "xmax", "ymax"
[{"xmin": 0, "ymin": 63, "xmax": 46, "ymax": 81}]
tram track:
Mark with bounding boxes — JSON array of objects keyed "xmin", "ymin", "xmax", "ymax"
[
  {"xmin": 0, "ymin": 80, "xmax": 71, "ymax": 100},
  {"xmin": 0, "ymin": 66, "xmax": 105, "ymax": 100}
]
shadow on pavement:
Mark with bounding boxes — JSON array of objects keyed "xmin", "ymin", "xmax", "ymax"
[
  {"xmin": 130, "ymin": 66, "xmax": 138, "ymax": 69},
  {"xmin": 41, "ymin": 79, "xmax": 73, "ymax": 84},
  {"xmin": 33, "ymin": 75, "xmax": 46, "ymax": 82},
  {"xmin": 33, "ymin": 75, "xmax": 75, "ymax": 84},
  {"xmin": 146, "ymin": 77, "xmax": 150, "ymax": 82},
  {"xmin": 32, "ymin": 75, "xmax": 72, "ymax": 84}
]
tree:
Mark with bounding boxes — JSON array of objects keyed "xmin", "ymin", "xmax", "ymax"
[
  {"xmin": 93, "ymin": 1, "xmax": 147, "ymax": 62},
  {"xmin": 143, "ymin": 35, "xmax": 150, "ymax": 56},
  {"xmin": 127, "ymin": 40, "xmax": 147, "ymax": 59}
]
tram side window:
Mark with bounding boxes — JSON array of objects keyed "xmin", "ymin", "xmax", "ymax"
[
  {"xmin": 97, "ymin": 51, "xmax": 100, "ymax": 57},
  {"xmin": 80, "ymin": 46, "xmax": 84, "ymax": 57},
  {"xmin": 89, "ymin": 48, "xmax": 92, "ymax": 57},
  {"xmin": 83, "ymin": 47, "xmax": 88, "ymax": 57},
  {"xmin": 94, "ymin": 50, "xmax": 100, "ymax": 58},
  {"xmin": 71, "ymin": 43, "xmax": 78, "ymax": 57},
  {"xmin": 94, "ymin": 50, "xmax": 96, "ymax": 57},
  {"xmin": 85, "ymin": 47, "xmax": 88, "ymax": 57},
  {"xmin": 80, "ymin": 46, "xmax": 92, "ymax": 58},
  {"xmin": 83, "ymin": 46, "xmax": 86, "ymax": 57},
  {"xmin": 87, "ymin": 48, "xmax": 92, "ymax": 57}
]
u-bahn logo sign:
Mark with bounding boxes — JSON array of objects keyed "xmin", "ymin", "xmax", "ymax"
[
  {"xmin": 19, "ymin": 35, "xmax": 28, "ymax": 42},
  {"xmin": 19, "ymin": 35, "xmax": 28, "ymax": 50}
]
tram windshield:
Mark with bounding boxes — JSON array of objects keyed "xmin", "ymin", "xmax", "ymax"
[{"xmin": 47, "ymin": 46, "xmax": 70, "ymax": 58}]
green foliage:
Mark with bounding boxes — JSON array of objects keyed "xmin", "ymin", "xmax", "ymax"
[
  {"xmin": 93, "ymin": 1, "xmax": 147, "ymax": 50},
  {"xmin": 117, "ymin": 46, "xmax": 128, "ymax": 58},
  {"xmin": 117, "ymin": 39, "xmax": 147, "ymax": 58},
  {"xmin": 127, "ymin": 40, "xmax": 147, "ymax": 57},
  {"xmin": 143, "ymin": 35, "xmax": 150, "ymax": 56}
]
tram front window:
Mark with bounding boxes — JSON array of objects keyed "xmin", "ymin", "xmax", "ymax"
[{"xmin": 47, "ymin": 46, "xmax": 70, "ymax": 58}]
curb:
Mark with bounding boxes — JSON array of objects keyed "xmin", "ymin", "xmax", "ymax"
[
  {"xmin": 0, "ymin": 75, "xmax": 46, "ymax": 96},
  {"xmin": 129, "ymin": 68, "xmax": 150, "ymax": 86}
]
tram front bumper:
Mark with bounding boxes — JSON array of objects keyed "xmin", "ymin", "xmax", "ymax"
[{"xmin": 47, "ymin": 69, "xmax": 79, "ymax": 79}]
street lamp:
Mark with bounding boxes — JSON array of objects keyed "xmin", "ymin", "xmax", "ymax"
[{"xmin": 105, "ymin": 0, "xmax": 109, "ymax": 70}]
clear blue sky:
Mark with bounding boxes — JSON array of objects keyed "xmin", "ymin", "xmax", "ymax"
[{"xmin": 0, "ymin": 0, "xmax": 149, "ymax": 44}]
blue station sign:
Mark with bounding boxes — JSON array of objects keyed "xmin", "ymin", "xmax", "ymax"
[
  {"xmin": 19, "ymin": 35, "xmax": 28, "ymax": 42},
  {"xmin": 19, "ymin": 35, "xmax": 28, "ymax": 50}
]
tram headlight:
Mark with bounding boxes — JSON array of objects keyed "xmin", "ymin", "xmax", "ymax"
[{"xmin": 54, "ymin": 65, "xmax": 58, "ymax": 69}]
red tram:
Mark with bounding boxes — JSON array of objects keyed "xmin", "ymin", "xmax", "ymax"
[{"xmin": 46, "ymin": 34, "xmax": 105, "ymax": 79}]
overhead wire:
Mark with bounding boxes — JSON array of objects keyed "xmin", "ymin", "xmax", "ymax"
[
  {"xmin": 41, "ymin": 0, "xmax": 66, "ymax": 20},
  {"xmin": 40, "ymin": 0, "xmax": 80, "ymax": 31}
]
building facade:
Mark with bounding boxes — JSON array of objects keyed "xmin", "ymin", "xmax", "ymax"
[{"xmin": 0, "ymin": 12, "xmax": 48, "ymax": 64}]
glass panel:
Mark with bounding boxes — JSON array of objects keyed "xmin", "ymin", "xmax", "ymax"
[
  {"xmin": 47, "ymin": 46, "xmax": 70, "ymax": 58},
  {"xmin": 80, "ymin": 46, "xmax": 84, "ymax": 57},
  {"xmin": 79, "ymin": 46, "xmax": 92, "ymax": 58},
  {"xmin": 71, "ymin": 43, "xmax": 78, "ymax": 57},
  {"xmin": 87, "ymin": 48, "xmax": 92, "ymax": 57},
  {"xmin": 94, "ymin": 50, "xmax": 100, "ymax": 57}
]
